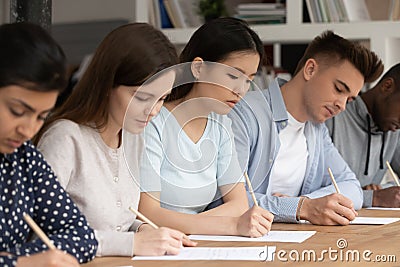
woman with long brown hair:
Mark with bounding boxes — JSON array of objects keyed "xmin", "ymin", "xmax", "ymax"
[{"xmin": 35, "ymin": 23, "xmax": 195, "ymax": 257}]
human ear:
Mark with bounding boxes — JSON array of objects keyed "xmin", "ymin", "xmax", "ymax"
[
  {"xmin": 191, "ymin": 57, "xmax": 204, "ymax": 80},
  {"xmin": 303, "ymin": 59, "xmax": 317, "ymax": 81},
  {"xmin": 381, "ymin": 77, "xmax": 395, "ymax": 94}
]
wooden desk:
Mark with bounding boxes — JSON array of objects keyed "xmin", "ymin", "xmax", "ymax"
[{"xmin": 82, "ymin": 209, "xmax": 400, "ymax": 267}]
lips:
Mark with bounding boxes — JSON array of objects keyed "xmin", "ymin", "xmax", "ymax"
[
  {"xmin": 7, "ymin": 139, "xmax": 23, "ymax": 149},
  {"xmin": 136, "ymin": 120, "xmax": 148, "ymax": 126},
  {"xmin": 325, "ymin": 106, "xmax": 337, "ymax": 117},
  {"xmin": 226, "ymin": 100, "xmax": 239, "ymax": 108}
]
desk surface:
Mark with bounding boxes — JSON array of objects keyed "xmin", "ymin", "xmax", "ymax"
[{"xmin": 82, "ymin": 209, "xmax": 400, "ymax": 267}]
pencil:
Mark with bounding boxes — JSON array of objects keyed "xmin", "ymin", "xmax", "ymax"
[
  {"xmin": 327, "ymin": 167, "xmax": 341, "ymax": 194},
  {"xmin": 23, "ymin": 213, "xmax": 56, "ymax": 250},
  {"xmin": 386, "ymin": 161, "xmax": 400, "ymax": 186},
  {"xmin": 244, "ymin": 172, "xmax": 258, "ymax": 206},
  {"xmin": 129, "ymin": 206, "xmax": 159, "ymax": 229}
]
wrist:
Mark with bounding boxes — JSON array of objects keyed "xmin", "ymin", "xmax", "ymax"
[
  {"xmin": 372, "ymin": 190, "xmax": 380, "ymax": 207},
  {"xmin": 135, "ymin": 222, "xmax": 148, "ymax": 233},
  {"xmin": 231, "ymin": 217, "xmax": 240, "ymax": 235},
  {"xmin": 297, "ymin": 197, "xmax": 309, "ymax": 221}
]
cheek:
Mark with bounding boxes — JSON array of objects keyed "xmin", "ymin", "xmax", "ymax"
[
  {"xmin": 0, "ymin": 112, "xmax": 16, "ymax": 137},
  {"xmin": 126, "ymin": 101, "xmax": 141, "ymax": 118}
]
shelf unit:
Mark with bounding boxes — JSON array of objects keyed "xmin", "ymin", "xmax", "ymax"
[{"xmin": 135, "ymin": 0, "xmax": 400, "ymax": 71}]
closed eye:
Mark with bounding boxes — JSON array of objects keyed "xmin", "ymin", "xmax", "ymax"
[
  {"xmin": 335, "ymin": 86, "xmax": 343, "ymax": 93},
  {"xmin": 227, "ymin": 73, "xmax": 239, "ymax": 80},
  {"xmin": 10, "ymin": 108, "xmax": 24, "ymax": 117},
  {"xmin": 135, "ymin": 95, "xmax": 151, "ymax": 102}
]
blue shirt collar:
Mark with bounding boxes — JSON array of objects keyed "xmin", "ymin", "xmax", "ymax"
[{"xmin": 268, "ymin": 77, "xmax": 289, "ymax": 123}]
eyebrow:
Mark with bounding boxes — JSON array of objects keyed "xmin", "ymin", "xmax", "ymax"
[
  {"xmin": 337, "ymin": 80, "xmax": 351, "ymax": 93},
  {"xmin": 233, "ymin": 67, "xmax": 257, "ymax": 78},
  {"xmin": 11, "ymin": 99, "xmax": 53, "ymax": 114},
  {"xmin": 337, "ymin": 80, "xmax": 359, "ymax": 99}
]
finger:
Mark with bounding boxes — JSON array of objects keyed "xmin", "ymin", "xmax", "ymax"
[
  {"xmin": 163, "ymin": 227, "xmax": 186, "ymax": 241},
  {"xmin": 261, "ymin": 210, "xmax": 274, "ymax": 222},
  {"xmin": 253, "ymin": 220, "xmax": 269, "ymax": 237},
  {"xmin": 256, "ymin": 214, "xmax": 272, "ymax": 233},
  {"xmin": 334, "ymin": 203, "xmax": 357, "ymax": 222},
  {"xmin": 165, "ymin": 228, "xmax": 197, "ymax": 247},
  {"xmin": 168, "ymin": 235, "xmax": 184, "ymax": 249},
  {"xmin": 182, "ymin": 236, "xmax": 197, "ymax": 247},
  {"xmin": 374, "ymin": 184, "xmax": 382, "ymax": 190},
  {"xmin": 165, "ymin": 244, "xmax": 181, "ymax": 255},
  {"xmin": 60, "ymin": 251, "xmax": 80, "ymax": 267},
  {"xmin": 52, "ymin": 250, "xmax": 79, "ymax": 267}
]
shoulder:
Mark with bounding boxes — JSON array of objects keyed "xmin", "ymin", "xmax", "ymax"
[
  {"xmin": 13, "ymin": 141, "xmax": 43, "ymax": 160},
  {"xmin": 43, "ymin": 119, "xmax": 81, "ymax": 136},
  {"xmin": 9, "ymin": 141, "xmax": 51, "ymax": 172},
  {"xmin": 40, "ymin": 119, "xmax": 90, "ymax": 142}
]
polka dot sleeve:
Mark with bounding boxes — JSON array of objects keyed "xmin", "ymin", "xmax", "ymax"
[
  {"xmin": 1, "ymin": 142, "xmax": 98, "ymax": 263},
  {"xmin": 0, "ymin": 255, "xmax": 17, "ymax": 267}
]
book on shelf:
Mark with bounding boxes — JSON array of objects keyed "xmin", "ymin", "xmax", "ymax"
[
  {"xmin": 305, "ymin": 0, "xmax": 371, "ymax": 23},
  {"xmin": 163, "ymin": 0, "xmax": 203, "ymax": 28},
  {"xmin": 235, "ymin": 2, "xmax": 286, "ymax": 25},
  {"xmin": 342, "ymin": 0, "xmax": 370, "ymax": 21},
  {"xmin": 148, "ymin": 0, "xmax": 173, "ymax": 28}
]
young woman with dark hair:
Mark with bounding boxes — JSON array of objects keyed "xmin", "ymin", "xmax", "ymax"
[
  {"xmin": 0, "ymin": 22, "xmax": 97, "ymax": 267},
  {"xmin": 139, "ymin": 17, "xmax": 274, "ymax": 236}
]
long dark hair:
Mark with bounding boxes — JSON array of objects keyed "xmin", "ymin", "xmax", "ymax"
[
  {"xmin": 0, "ymin": 22, "xmax": 67, "ymax": 92},
  {"xmin": 167, "ymin": 17, "xmax": 264, "ymax": 102},
  {"xmin": 36, "ymin": 23, "xmax": 178, "ymax": 143}
]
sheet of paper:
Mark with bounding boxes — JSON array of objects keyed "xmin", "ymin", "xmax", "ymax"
[
  {"xmin": 366, "ymin": 207, "xmax": 400, "ymax": 211},
  {"xmin": 350, "ymin": 216, "xmax": 400, "ymax": 225},
  {"xmin": 189, "ymin": 230, "xmax": 315, "ymax": 243},
  {"xmin": 132, "ymin": 246, "xmax": 276, "ymax": 261}
]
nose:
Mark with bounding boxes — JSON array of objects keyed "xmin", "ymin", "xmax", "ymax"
[
  {"xmin": 334, "ymin": 96, "xmax": 348, "ymax": 113},
  {"xmin": 146, "ymin": 100, "xmax": 163, "ymax": 118},
  {"xmin": 232, "ymin": 79, "xmax": 250, "ymax": 98},
  {"xmin": 17, "ymin": 119, "xmax": 41, "ymax": 140}
]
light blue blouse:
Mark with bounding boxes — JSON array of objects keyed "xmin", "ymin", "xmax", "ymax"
[{"xmin": 140, "ymin": 107, "xmax": 244, "ymax": 214}]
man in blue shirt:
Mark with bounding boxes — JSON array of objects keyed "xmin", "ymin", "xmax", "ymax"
[{"xmin": 229, "ymin": 31, "xmax": 384, "ymax": 225}]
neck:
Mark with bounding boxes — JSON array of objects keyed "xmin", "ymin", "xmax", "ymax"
[
  {"xmin": 281, "ymin": 76, "xmax": 308, "ymax": 122},
  {"xmin": 360, "ymin": 87, "xmax": 375, "ymax": 115},
  {"xmin": 165, "ymin": 86, "xmax": 211, "ymax": 123},
  {"xmin": 99, "ymin": 121, "xmax": 122, "ymax": 149}
]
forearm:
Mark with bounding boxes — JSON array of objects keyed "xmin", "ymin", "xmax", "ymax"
[
  {"xmin": 251, "ymin": 192, "xmax": 299, "ymax": 222},
  {"xmin": 305, "ymin": 181, "xmax": 363, "ymax": 210},
  {"xmin": 140, "ymin": 205, "xmax": 238, "ymax": 235},
  {"xmin": 201, "ymin": 199, "xmax": 247, "ymax": 216}
]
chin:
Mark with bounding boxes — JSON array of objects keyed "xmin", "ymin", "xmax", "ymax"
[
  {"xmin": 0, "ymin": 146, "xmax": 15, "ymax": 154},
  {"xmin": 123, "ymin": 125, "xmax": 144, "ymax": 135},
  {"xmin": 213, "ymin": 106, "xmax": 231, "ymax": 115}
]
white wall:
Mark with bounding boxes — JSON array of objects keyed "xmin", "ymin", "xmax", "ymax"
[{"xmin": 52, "ymin": 0, "xmax": 135, "ymax": 24}]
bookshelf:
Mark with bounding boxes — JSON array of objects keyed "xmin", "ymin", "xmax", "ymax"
[{"xmin": 135, "ymin": 0, "xmax": 400, "ymax": 72}]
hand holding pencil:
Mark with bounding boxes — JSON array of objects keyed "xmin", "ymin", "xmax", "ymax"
[
  {"xmin": 22, "ymin": 213, "xmax": 80, "ymax": 266},
  {"xmin": 129, "ymin": 206, "xmax": 196, "ymax": 256}
]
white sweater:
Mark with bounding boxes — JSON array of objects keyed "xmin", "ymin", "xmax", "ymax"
[{"xmin": 37, "ymin": 119, "xmax": 143, "ymax": 256}]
